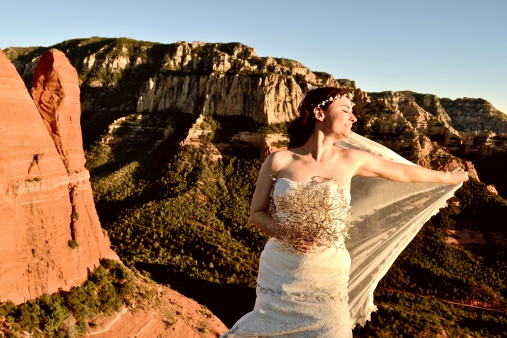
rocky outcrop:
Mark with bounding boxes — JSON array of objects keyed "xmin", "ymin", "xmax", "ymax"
[
  {"xmin": 0, "ymin": 48, "xmax": 118, "ymax": 305},
  {"xmin": 356, "ymin": 90, "xmax": 507, "ymax": 162},
  {"xmin": 31, "ymin": 50, "xmax": 87, "ymax": 171},
  {"xmin": 132, "ymin": 41, "xmax": 329, "ymax": 123},
  {"xmin": 362, "ymin": 91, "xmax": 456, "ymax": 142},
  {"xmin": 83, "ymin": 277, "xmax": 227, "ymax": 338},
  {"xmin": 441, "ymin": 97, "xmax": 507, "ymax": 133},
  {"xmin": 137, "ymin": 72, "xmax": 304, "ymax": 124},
  {"xmin": 133, "ymin": 42, "xmax": 339, "ymax": 123}
]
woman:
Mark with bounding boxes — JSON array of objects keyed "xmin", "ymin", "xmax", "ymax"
[{"xmin": 221, "ymin": 87, "xmax": 468, "ymax": 337}]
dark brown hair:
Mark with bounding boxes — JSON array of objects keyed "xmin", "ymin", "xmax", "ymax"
[{"xmin": 288, "ymin": 87, "xmax": 352, "ymax": 148}]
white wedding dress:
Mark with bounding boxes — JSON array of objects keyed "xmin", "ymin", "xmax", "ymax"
[
  {"xmin": 221, "ymin": 132, "xmax": 462, "ymax": 338},
  {"xmin": 222, "ymin": 177, "xmax": 354, "ymax": 338}
]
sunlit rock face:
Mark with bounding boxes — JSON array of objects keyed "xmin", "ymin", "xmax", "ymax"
[
  {"xmin": 31, "ymin": 49, "xmax": 86, "ymax": 171},
  {"xmin": 0, "ymin": 49, "xmax": 118, "ymax": 305},
  {"xmin": 136, "ymin": 72, "xmax": 305, "ymax": 124}
]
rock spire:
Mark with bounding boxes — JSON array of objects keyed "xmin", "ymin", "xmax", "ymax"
[{"xmin": 0, "ymin": 48, "xmax": 118, "ymax": 304}]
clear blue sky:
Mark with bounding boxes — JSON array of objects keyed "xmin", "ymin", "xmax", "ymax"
[{"xmin": 1, "ymin": 0, "xmax": 506, "ymax": 114}]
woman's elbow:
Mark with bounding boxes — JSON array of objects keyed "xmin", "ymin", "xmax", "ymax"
[
  {"xmin": 250, "ymin": 207, "xmax": 262, "ymax": 224},
  {"xmin": 249, "ymin": 208, "xmax": 256, "ymax": 223},
  {"xmin": 250, "ymin": 208, "xmax": 268, "ymax": 231}
]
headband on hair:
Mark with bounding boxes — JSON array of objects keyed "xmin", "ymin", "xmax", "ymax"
[{"xmin": 312, "ymin": 92, "xmax": 355, "ymax": 108}]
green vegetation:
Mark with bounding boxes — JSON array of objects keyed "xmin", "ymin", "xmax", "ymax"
[
  {"xmin": 67, "ymin": 240, "xmax": 79, "ymax": 249},
  {"xmin": 85, "ymin": 113, "xmax": 269, "ymax": 288},
  {"xmin": 0, "ymin": 259, "xmax": 136, "ymax": 337},
  {"xmin": 102, "ymin": 144, "xmax": 265, "ymax": 285},
  {"xmin": 273, "ymin": 57, "xmax": 304, "ymax": 69},
  {"xmin": 271, "ymin": 139, "xmax": 289, "ymax": 148},
  {"xmin": 260, "ymin": 121, "xmax": 289, "ymax": 135},
  {"xmin": 354, "ymin": 289, "xmax": 507, "ymax": 337}
]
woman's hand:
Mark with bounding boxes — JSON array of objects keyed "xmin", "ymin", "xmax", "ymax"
[{"xmin": 446, "ymin": 167, "xmax": 469, "ymax": 184}]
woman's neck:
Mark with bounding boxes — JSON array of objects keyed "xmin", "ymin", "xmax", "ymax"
[{"xmin": 301, "ymin": 132, "xmax": 340, "ymax": 162}]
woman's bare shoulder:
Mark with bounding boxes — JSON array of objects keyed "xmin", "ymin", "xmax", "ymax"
[
  {"xmin": 339, "ymin": 148, "xmax": 370, "ymax": 161},
  {"xmin": 266, "ymin": 148, "xmax": 295, "ymax": 161},
  {"xmin": 263, "ymin": 149, "xmax": 295, "ymax": 172}
]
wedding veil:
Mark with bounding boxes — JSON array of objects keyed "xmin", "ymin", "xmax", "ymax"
[{"xmin": 335, "ymin": 132, "xmax": 462, "ymax": 327}]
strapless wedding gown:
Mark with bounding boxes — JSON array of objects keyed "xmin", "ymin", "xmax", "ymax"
[
  {"xmin": 221, "ymin": 177, "xmax": 353, "ymax": 337},
  {"xmin": 220, "ymin": 132, "xmax": 463, "ymax": 337}
]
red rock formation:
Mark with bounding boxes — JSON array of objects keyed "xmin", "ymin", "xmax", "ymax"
[
  {"xmin": 31, "ymin": 50, "xmax": 87, "ymax": 172},
  {"xmin": 83, "ymin": 281, "xmax": 228, "ymax": 337},
  {"xmin": 0, "ymin": 48, "xmax": 118, "ymax": 305}
]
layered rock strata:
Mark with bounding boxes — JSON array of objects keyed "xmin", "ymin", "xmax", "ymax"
[
  {"xmin": 0, "ymin": 48, "xmax": 118, "ymax": 304},
  {"xmin": 136, "ymin": 72, "xmax": 305, "ymax": 124}
]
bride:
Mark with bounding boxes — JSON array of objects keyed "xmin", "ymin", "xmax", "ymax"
[{"xmin": 221, "ymin": 87, "xmax": 469, "ymax": 337}]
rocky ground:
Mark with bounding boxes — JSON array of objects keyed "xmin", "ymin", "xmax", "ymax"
[{"xmin": 85, "ymin": 276, "xmax": 228, "ymax": 338}]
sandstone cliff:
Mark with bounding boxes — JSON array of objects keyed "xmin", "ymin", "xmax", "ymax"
[
  {"xmin": 353, "ymin": 90, "xmax": 506, "ymax": 194},
  {"xmin": 5, "ymin": 39, "xmax": 340, "ymax": 124},
  {"xmin": 0, "ymin": 48, "xmax": 118, "ymax": 304}
]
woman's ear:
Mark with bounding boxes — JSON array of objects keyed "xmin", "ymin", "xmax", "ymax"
[{"xmin": 314, "ymin": 108, "xmax": 325, "ymax": 121}]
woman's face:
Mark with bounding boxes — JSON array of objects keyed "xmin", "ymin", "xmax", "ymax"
[{"xmin": 319, "ymin": 97, "xmax": 357, "ymax": 138}]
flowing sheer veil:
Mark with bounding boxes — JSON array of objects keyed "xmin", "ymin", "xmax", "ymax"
[{"xmin": 335, "ymin": 132, "xmax": 462, "ymax": 327}]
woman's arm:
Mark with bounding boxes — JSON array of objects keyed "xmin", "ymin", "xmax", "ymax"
[
  {"xmin": 353, "ymin": 150, "xmax": 469, "ymax": 184},
  {"xmin": 249, "ymin": 152, "xmax": 284, "ymax": 237}
]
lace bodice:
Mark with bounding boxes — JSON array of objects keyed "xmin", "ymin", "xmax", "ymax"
[{"xmin": 271, "ymin": 177, "xmax": 352, "ymax": 252}]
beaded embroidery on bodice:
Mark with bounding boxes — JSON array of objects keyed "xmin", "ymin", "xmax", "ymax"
[{"xmin": 271, "ymin": 177, "xmax": 353, "ymax": 252}]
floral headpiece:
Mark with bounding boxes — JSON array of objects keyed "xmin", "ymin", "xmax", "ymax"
[{"xmin": 313, "ymin": 92, "xmax": 355, "ymax": 108}]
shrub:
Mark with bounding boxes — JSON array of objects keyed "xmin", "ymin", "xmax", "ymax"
[
  {"xmin": 0, "ymin": 300, "xmax": 17, "ymax": 318},
  {"xmin": 16, "ymin": 300, "xmax": 41, "ymax": 332},
  {"xmin": 68, "ymin": 240, "xmax": 79, "ymax": 249},
  {"xmin": 38, "ymin": 294, "xmax": 69, "ymax": 334},
  {"xmin": 0, "ymin": 259, "xmax": 136, "ymax": 336},
  {"xmin": 66, "ymin": 281, "xmax": 99, "ymax": 321}
]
